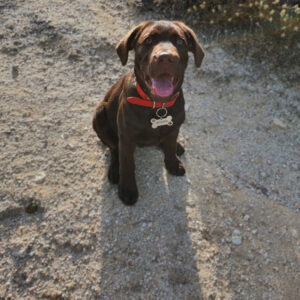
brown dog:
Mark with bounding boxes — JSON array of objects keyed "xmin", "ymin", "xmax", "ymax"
[{"xmin": 93, "ymin": 20, "xmax": 204, "ymax": 205}]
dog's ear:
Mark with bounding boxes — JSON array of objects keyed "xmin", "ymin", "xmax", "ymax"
[
  {"xmin": 174, "ymin": 21, "xmax": 205, "ymax": 67},
  {"xmin": 116, "ymin": 22, "xmax": 151, "ymax": 66}
]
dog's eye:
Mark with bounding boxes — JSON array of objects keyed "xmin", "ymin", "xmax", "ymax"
[
  {"xmin": 176, "ymin": 38, "xmax": 184, "ymax": 46},
  {"xmin": 145, "ymin": 37, "xmax": 152, "ymax": 45}
]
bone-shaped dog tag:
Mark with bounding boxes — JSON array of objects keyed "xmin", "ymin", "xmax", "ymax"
[{"xmin": 151, "ymin": 115, "xmax": 173, "ymax": 129}]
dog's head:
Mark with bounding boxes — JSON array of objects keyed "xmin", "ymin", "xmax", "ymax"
[{"xmin": 116, "ymin": 20, "xmax": 205, "ymax": 102}]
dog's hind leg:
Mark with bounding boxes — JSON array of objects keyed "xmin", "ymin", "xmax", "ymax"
[
  {"xmin": 93, "ymin": 103, "xmax": 119, "ymax": 184},
  {"xmin": 107, "ymin": 147, "xmax": 119, "ymax": 184}
]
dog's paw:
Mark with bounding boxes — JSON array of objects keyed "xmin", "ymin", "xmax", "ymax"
[
  {"xmin": 108, "ymin": 163, "xmax": 119, "ymax": 184},
  {"xmin": 165, "ymin": 160, "xmax": 186, "ymax": 176},
  {"xmin": 176, "ymin": 142, "xmax": 185, "ymax": 156},
  {"xmin": 118, "ymin": 185, "xmax": 138, "ymax": 206}
]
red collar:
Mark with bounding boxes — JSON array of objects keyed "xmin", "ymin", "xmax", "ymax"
[{"xmin": 127, "ymin": 84, "xmax": 179, "ymax": 108}]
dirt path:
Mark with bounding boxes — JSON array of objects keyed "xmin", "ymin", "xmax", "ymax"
[{"xmin": 0, "ymin": 1, "xmax": 299, "ymax": 299}]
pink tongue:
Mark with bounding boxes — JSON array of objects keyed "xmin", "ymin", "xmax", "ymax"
[{"xmin": 152, "ymin": 76, "xmax": 174, "ymax": 98}]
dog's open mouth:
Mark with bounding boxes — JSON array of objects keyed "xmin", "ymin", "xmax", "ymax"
[{"xmin": 146, "ymin": 74, "xmax": 175, "ymax": 98}]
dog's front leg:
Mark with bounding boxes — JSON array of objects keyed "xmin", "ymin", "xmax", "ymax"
[
  {"xmin": 162, "ymin": 130, "xmax": 185, "ymax": 176},
  {"xmin": 118, "ymin": 136, "xmax": 138, "ymax": 205}
]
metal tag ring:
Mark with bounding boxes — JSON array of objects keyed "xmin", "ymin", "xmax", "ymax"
[{"xmin": 156, "ymin": 107, "xmax": 168, "ymax": 118}]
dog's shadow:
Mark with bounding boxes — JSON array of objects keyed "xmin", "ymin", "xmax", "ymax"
[{"xmin": 96, "ymin": 145, "xmax": 202, "ymax": 299}]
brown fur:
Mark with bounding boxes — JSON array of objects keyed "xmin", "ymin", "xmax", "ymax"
[{"xmin": 93, "ymin": 20, "xmax": 204, "ymax": 205}]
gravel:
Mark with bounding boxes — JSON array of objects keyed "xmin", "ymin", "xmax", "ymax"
[
  {"xmin": 231, "ymin": 229, "xmax": 242, "ymax": 245},
  {"xmin": 0, "ymin": 0, "xmax": 299, "ymax": 299}
]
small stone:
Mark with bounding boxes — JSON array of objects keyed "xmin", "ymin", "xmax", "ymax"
[
  {"xmin": 66, "ymin": 282, "xmax": 75, "ymax": 290},
  {"xmin": 272, "ymin": 118, "xmax": 287, "ymax": 129},
  {"xmin": 22, "ymin": 111, "xmax": 31, "ymax": 118},
  {"xmin": 68, "ymin": 49, "xmax": 80, "ymax": 60},
  {"xmin": 260, "ymin": 171, "xmax": 266, "ymax": 178},
  {"xmin": 12, "ymin": 64, "xmax": 19, "ymax": 78},
  {"xmin": 227, "ymin": 217, "xmax": 233, "ymax": 225},
  {"xmin": 66, "ymin": 142, "xmax": 77, "ymax": 151},
  {"xmin": 214, "ymin": 188, "xmax": 222, "ymax": 195},
  {"xmin": 243, "ymin": 214, "xmax": 250, "ymax": 221},
  {"xmin": 46, "ymin": 95, "xmax": 58, "ymax": 102},
  {"xmin": 32, "ymin": 172, "xmax": 46, "ymax": 184},
  {"xmin": 208, "ymin": 293, "xmax": 217, "ymax": 300},
  {"xmin": 232, "ymin": 229, "xmax": 242, "ymax": 245},
  {"xmin": 1, "ymin": 126, "xmax": 12, "ymax": 135},
  {"xmin": 48, "ymin": 290, "xmax": 63, "ymax": 300}
]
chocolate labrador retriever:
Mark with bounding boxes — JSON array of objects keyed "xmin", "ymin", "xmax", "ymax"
[{"xmin": 93, "ymin": 20, "xmax": 204, "ymax": 205}]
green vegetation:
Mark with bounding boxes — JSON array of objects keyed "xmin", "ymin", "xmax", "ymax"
[{"xmin": 153, "ymin": 0, "xmax": 299, "ymax": 45}]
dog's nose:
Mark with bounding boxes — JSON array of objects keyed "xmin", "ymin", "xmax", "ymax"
[{"xmin": 155, "ymin": 52, "xmax": 176, "ymax": 64}]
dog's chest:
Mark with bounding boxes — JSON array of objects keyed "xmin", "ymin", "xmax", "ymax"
[
  {"xmin": 136, "ymin": 126, "xmax": 172, "ymax": 146},
  {"xmin": 134, "ymin": 109, "xmax": 185, "ymax": 146}
]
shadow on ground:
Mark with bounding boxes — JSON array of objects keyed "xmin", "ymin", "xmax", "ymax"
[{"xmin": 96, "ymin": 146, "xmax": 203, "ymax": 299}]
